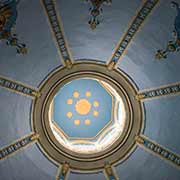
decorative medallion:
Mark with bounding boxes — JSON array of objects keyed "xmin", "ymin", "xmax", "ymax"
[
  {"xmin": 32, "ymin": 60, "xmax": 144, "ymax": 172},
  {"xmin": 85, "ymin": 0, "xmax": 112, "ymax": 30},
  {"xmin": 155, "ymin": 1, "xmax": 180, "ymax": 60},
  {"xmin": 0, "ymin": 0, "xmax": 27, "ymax": 54}
]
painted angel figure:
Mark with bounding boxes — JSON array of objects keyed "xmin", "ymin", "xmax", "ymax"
[
  {"xmin": 85, "ymin": 0, "xmax": 112, "ymax": 30},
  {"xmin": 171, "ymin": 1, "xmax": 180, "ymax": 43},
  {"xmin": 0, "ymin": 0, "xmax": 27, "ymax": 54},
  {"xmin": 155, "ymin": 1, "xmax": 180, "ymax": 60}
]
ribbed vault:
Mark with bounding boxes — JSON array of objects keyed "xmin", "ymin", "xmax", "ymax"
[{"xmin": 0, "ymin": 0, "xmax": 180, "ymax": 179}]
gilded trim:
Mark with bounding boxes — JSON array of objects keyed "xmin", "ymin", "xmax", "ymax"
[
  {"xmin": 104, "ymin": 163, "xmax": 118, "ymax": 180},
  {"xmin": 41, "ymin": 0, "xmax": 73, "ymax": 68},
  {"xmin": 0, "ymin": 133, "xmax": 39, "ymax": 161},
  {"xmin": 32, "ymin": 61, "xmax": 144, "ymax": 171},
  {"xmin": 0, "ymin": 76, "xmax": 40, "ymax": 98},
  {"xmin": 56, "ymin": 163, "xmax": 70, "ymax": 180},
  {"xmin": 136, "ymin": 82, "xmax": 180, "ymax": 101},
  {"xmin": 107, "ymin": 0, "xmax": 159, "ymax": 69},
  {"xmin": 136, "ymin": 135, "xmax": 180, "ymax": 169}
]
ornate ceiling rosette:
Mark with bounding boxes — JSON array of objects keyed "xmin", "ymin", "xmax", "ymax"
[{"xmin": 32, "ymin": 61, "xmax": 144, "ymax": 171}]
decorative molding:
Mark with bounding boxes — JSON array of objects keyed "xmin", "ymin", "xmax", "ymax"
[
  {"xmin": 136, "ymin": 82, "xmax": 180, "ymax": 101},
  {"xmin": 155, "ymin": 1, "xmax": 180, "ymax": 60},
  {"xmin": 56, "ymin": 163, "xmax": 70, "ymax": 180},
  {"xmin": 0, "ymin": 0, "xmax": 27, "ymax": 54},
  {"xmin": 0, "ymin": 76, "xmax": 40, "ymax": 98},
  {"xmin": 104, "ymin": 163, "xmax": 118, "ymax": 180},
  {"xmin": 136, "ymin": 135, "xmax": 180, "ymax": 169},
  {"xmin": 85, "ymin": 0, "xmax": 112, "ymax": 30},
  {"xmin": 107, "ymin": 0, "xmax": 159, "ymax": 69},
  {"xmin": 0, "ymin": 133, "xmax": 39, "ymax": 161},
  {"xmin": 41, "ymin": 0, "xmax": 73, "ymax": 68},
  {"xmin": 32, "ymin": 61, "xmax": 144, "ymax": 171}
]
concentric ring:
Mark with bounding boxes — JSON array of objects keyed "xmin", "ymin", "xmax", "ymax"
[{"xmin": 31, "ymin": 60, "xmax": 144, "ymax": 171}]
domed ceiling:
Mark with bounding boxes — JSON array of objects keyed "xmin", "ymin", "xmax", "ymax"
[{"xmin": 0, "ymin": 0, "xmax": 180, "ymax": 179}]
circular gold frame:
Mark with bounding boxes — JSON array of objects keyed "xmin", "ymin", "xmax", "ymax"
[{"xmin": 31, "ymin": 61, "xmax": 144, "ymax": 172}]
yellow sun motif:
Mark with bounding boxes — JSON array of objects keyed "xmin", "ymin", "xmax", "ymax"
[
  {"xmin": 73, "ymin": 92, "xmax": 79, "ymax": 98},
  {"xmin": 66, "ymin": 91, "xmax": 100, "ymax": 126},
  {"xmin": 85, "ymin": 119, "xmax": 91, "ymax": 125},
  {"xmin": 75, "ymin": 99, "xmax": 91, "ymax": 115},
  {"xmin": 93, "ymin": 111, "xmax": 99, "ymax": 117},
  {"xmin": 85, "ymin": 91, "xmax": 91, "ymax": 97},
  {"xmin": 66, "ymin": 112, "xmax": 72, "ymax": 118},
  {"xmin": 67, "ymin": 99, "xmax": 73, "ymax": 105},
  {"xmin": 74, "ymin": 119, "xmax": 80, "ymax": 126},
  {"xmin": 93, "ymin": 101, "xmax": 99, "ymax": 107}
]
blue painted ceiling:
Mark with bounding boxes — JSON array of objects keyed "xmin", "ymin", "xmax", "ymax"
[{"xmin": 0, "ymin": 0, "xmax": 180, "ymax": 179}]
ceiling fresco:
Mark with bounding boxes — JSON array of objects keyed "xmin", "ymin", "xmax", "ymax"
[
  {"xmin": 156, "ymin": 1, "xmax": 180, "ymax": 59},
  {"xmin": 0, "ymin": 0, "xmax": 27, "ymax": 54},
  {"xmin": 52, "ymin": 78, "xmax": 113, "ymax": 138},
  {"xmin": 0, "ymin": 0, "xmax": 180, "ymax": 180},
  {"xmin": 0, "ymin": 0, "xmax": 61, "ymax": 87},
  {"xmin": 120, "ymin": 0, "xmax": 180, "ymax": 90},
  {"xmin": 86, "ymin": 0, "xmax": 112, "ymax": 30},
  {"xmin": 57, "ymin": 0, "xmax": 142, "ymax": 63}
]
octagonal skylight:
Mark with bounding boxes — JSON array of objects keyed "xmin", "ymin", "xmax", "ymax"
[{"xmin": 49, "ymin": 78, "xmax": 126, "ymax": 154}]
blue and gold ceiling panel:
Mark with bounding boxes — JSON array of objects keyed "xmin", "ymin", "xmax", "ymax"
[
  {"xmin": 119, "ymin": 0, "xmax": 180, "ymax": 90},
  {"xmin": 53, "ymin": 78, "xmax": 113, "ymax": 138},
  {"xmin": 1, "ymin": 0, "xmax": 180, "ymax": 179},
  {"xmin": 0, "ymin": 0, "xmax": 61, "ymax": 88},
  {"xmin": 56, "ymin": 0, "xmax": 142, "ymax": 62},
  {"xmin": 44, "ymin": 66, "xmax": 129, "ymax": 156}
]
